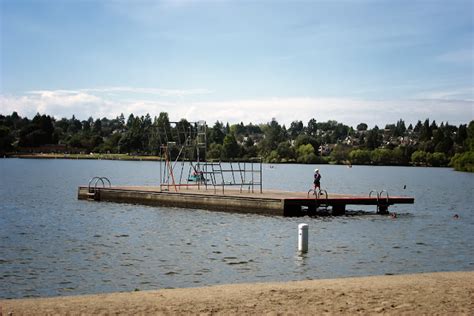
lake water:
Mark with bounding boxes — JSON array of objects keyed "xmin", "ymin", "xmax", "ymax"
[{"xmin": 0, "ymin": 158, "xmax": 473, "ymax": 299}]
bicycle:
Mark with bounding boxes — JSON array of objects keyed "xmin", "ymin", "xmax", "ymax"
[{"xmin": 307, "ymin": 187, "xmax": 326, "ymax": 199}]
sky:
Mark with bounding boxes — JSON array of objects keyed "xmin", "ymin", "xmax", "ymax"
[{"xmin": 1, "ymin": 0, "xmax": 473, "ymax": 128}]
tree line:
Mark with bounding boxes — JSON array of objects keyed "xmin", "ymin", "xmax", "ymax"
[{"xmin": 0, "ymin": 111, "xmax": 472, "ymax": 171}]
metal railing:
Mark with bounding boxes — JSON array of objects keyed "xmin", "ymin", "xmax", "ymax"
[
  {"xmin": 88, "ymin": 176, "xmax": 111, "ymax": 193},
  {"xmin": 369, "ymin": 189, "xmax": 390, "ymax": 213}
]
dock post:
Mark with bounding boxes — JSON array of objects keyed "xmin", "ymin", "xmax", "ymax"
[
  {"xmin": 332, "ymin": 204, "xmax": 346, "ymax": 215},
  {"xmin": 377, "ymin": 204, "xmax": 389, "ymax": 214},
  {"xmin": 298, "ymin": 223, "xmax": 308, "ymax": 253}
]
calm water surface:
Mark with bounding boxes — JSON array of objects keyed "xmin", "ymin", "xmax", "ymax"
[{"xmin": 0, "ymin": 158, "xmax": 473, "ymax": 298}]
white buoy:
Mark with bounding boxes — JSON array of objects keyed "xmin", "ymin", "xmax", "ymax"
[{"xmin": 298, "ymin": 223, "xmax": 308, "ymax": 253}]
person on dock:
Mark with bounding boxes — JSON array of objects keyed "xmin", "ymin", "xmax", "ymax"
[{"xmin": 313, "ymin": 169, "xmax": 321, "ymax": 190}]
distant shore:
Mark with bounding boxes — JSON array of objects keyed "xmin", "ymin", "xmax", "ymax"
[
  {"xmin": 3, "ymin": 153, "xmax": 472, "ymax": 172},
  {"xmin": 6, "ymin": 153, "xmax": 162, "ymax": 161},
  {"xmin": 1, "ymin": 271, "xmax": 473, "ymax": 315},
  {"xmin": 0, "ymin": 153, "xmax": 439, "ymax": 166}
]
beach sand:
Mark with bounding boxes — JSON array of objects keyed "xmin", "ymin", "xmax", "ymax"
[{"xmin": 1, "ymin": 271, "xmax": 473, "ymax": 315}]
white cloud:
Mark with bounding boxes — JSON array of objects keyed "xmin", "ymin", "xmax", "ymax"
[
  {"xmin": 413, "ymin": 87, "xmax": 474, "ymax": 101},
  {"xmin": 80, "ymin": 86, "xmax": 212, "ymax": 97},
  {"xmin": 1, "ymin": 89, "xmax": 472, "ymax": 127},
  {"xmin": 191, "ymin": 97, "xmax": 473, "ymax": 127}
]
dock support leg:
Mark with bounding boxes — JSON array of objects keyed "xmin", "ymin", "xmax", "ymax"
[
  {"xmin": 307, "ymin": 204, "xmax": 317, "ymax": 216},
  {"xmin": 284, "ymin": 204, "xmax": 303, "ymax": 217},
  {"xmin": 377, "ymin": 204, "xmax": 389, "ymax": 215},
  {"xmin": 332, "ymin": 204, "xmax": 346, "ymax": 215}
]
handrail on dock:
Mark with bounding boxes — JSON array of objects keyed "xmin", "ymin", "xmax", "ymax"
[
  {"xmin": 318, "ymin": 189, "xmax": 329, "ymax": 211},
  {"xmin": 379, "ymin": 189, "xmax": 389, "ymax": 203},
  {"xmin": 88, "ymin": 176, "xmax": 111, "ymax": 193},
  {"xmin": 369, "ymin": 189, "xmax": 391, "ymax": 214},
  {"xmin": 369, "ymin": 189, "xmax": 379, "ymax": 200}
]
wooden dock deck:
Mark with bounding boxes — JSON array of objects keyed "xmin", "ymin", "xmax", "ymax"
[{"xmin": 78, "ymin": 186, "xmax": 414, "ymax": 216}]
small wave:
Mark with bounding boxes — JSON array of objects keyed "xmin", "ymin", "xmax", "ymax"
[
  {"xmin": 165, "ymin": 271, "xmax": 178, "ymax": 275},
  {"xmin": 227, "ymin": 261, "xmax": 249, "ymax": 265}
]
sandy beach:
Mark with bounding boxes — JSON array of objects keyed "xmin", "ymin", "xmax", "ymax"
[{"xmin": 1, "ymin": 271, "xmax": 473, "ymax": 315}]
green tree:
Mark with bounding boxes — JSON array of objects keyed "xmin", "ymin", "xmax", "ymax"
[
  {"xmin": 448, "ymin": 120, "xmax": 474, "ymax": 172},
  {"xmin": 468, "ymin": 121, "xmax": 474, "ymax": 150},
  {"xmin": 330, "ymin": 144, "xmax": 350, "ymax": 164},
  {"xmin": 296, "ymin": 144, "xmax": 317, "ymax": 163},
  {"xmin": 450, "ymin": 152, "xmax": 474, "ymax": 172},
  {"xmin": 208, "ymin": 121, "xmax": 225, "ymax": 144},
  {"xmin": 148, "ymin": 117, "xmax": 161, "ymax": 155},
  {"xmin": 306, "ymin": 118, "xmax": 317, "ymax": 136},
  {"xmin": 119, "ymin": 117, "xmax": 143, "ymax": 153},
  {"xmin": 92, "ymin": 119, "xmax": 102, "ymax": 135},
  {"xmin": 276, "ymin": 141, "xmax": 295, "ymax": 161},
  {"xmin": 331, "ymin": 123, "xmax": 350, "ymax": 143},
  {"xmin": 241, "ymin": 140, "xmax": 258, "ymax": 159},
  {"xmin": 82, "ymin": 117, "xmax": 92, "ymax": 132},
  {"xmin": 55, "ymin": 118, "xmax": 70, "ymax": 134},
  {"xmin": 294, "ymin": 134, "xmax": 319, "ymax": 152},
  {"xmin": 365, "ymin": 126, "xmax": 381, "ymax": 150},
  {"xmin": 455, "ymin": 124, "xmax": 468, "ymax": 147},
  {"xmin": 356, "ymin": 123, "xmax": 368, "ymax": 131},
  {"xmin": 207, "ymin": 143, "xmax": 223, "ymax": 160},
  {"xmin": 118, "ymin": 113, "xmax": 125, "ymax": 128},
  {"xmin": 259, "ymin": 119, "xmax": 284, "ymax": 155},
  {"xmin": 434, "ymin": 131, "xmax": 453, "ymax": 154},
  {"xmin": 18, "ymin": 114, "xmax": 55, "ymax": 147},
  {"xmin": 394, "ymin": 119, "xmax": 406, "ymax": 136},
  {"xmin": 222, "ymin": 134, "xmax": 240, "ymax": 159},
  {"xmin": 288, "ymin": 120, "xmax": 304, "ymax": 139},
  {"xmin": 427, "ymin": 152, "xmax": 448, "ymax": 167},
  {"xmin": 175, "ymin": 119, "xmax": 191, "ymax": 145},
  {"xmin": 413, "ymin": 120, "xmax": 422, "ymax": 133},
  {"xmin": 371, "ymin": 148, "xmax": 393, "ymax": 165},
  {"xmin": 155, "ymin": 112, "xmax": 172, "ymax": 145},
  {"xmin": 230, "ymin": 122, "xmax": 246, "ymax": 136},
  {"xmin": 411, "ymin": 150, "xmax": 427, "ymax": 166},
  {"xmin": 392, "ymin": 146, "xmax": 409, "ymax": 165},
  {"xmin": 420, "ymin": 119, "xmax": 432, "ymax": 141},
  {"xmin": 101, "ymin": 132, "xmax": 122, "ymax": 153},
  {"xmin": 67, "ymin": 115, "xmax": 82, "ymax": 134},
  {"xmin": 126, "ymin": 114, "xmax": 135, "ymax": 128},
  {"xmin": 266, "ymin": 150, "xmax": 280, "ymax": 163},
  {"xmin": 349, "ymin": 149, "xmax": 371, "ymax": 165},
  {"xmin": 0, "ymin": 126, "xmax": 13, "ymax": 153},
  {"xmin": 68, "ymin": 134, "xmax": 83, "ymax": 148}
]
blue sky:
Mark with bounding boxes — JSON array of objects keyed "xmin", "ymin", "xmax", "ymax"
[{"xmin": 1, "ymin": 0, "xmax": 473, "ymax": 127}]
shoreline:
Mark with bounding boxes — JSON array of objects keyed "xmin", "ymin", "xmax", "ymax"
[
  {"xmin": 2, "ymin": 271, "xmax": 473, "ymax": 315},
  {"xmin": 2, "ymin": 153, "xmax": 444, "ymax": 167},
  {"xmin": 5, "ymin": 153, "xmax": 162, "ymax": 161}
]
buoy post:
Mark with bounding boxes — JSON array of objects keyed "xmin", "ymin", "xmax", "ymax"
[{"xmin": 298, "ymin": 223, "xmax": 309, "ymax": 253}]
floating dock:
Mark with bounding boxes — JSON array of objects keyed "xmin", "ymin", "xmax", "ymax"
[{"xmin": 78, "ymin": 186, "xmax": 414, "ymax": 216}]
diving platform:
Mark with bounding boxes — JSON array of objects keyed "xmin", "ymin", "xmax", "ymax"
[{"xmin": 77, "ymin": 186, "xmax": 414, "ymax": 216}]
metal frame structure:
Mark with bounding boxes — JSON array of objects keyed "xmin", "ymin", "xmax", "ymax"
[
  {"xmin": 199, "ymin": 159, "xmax": 263, "ymax": 194},
  {"xmin": 158, "ymin": 120, "xmax": 262, "ymax": 194}
]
